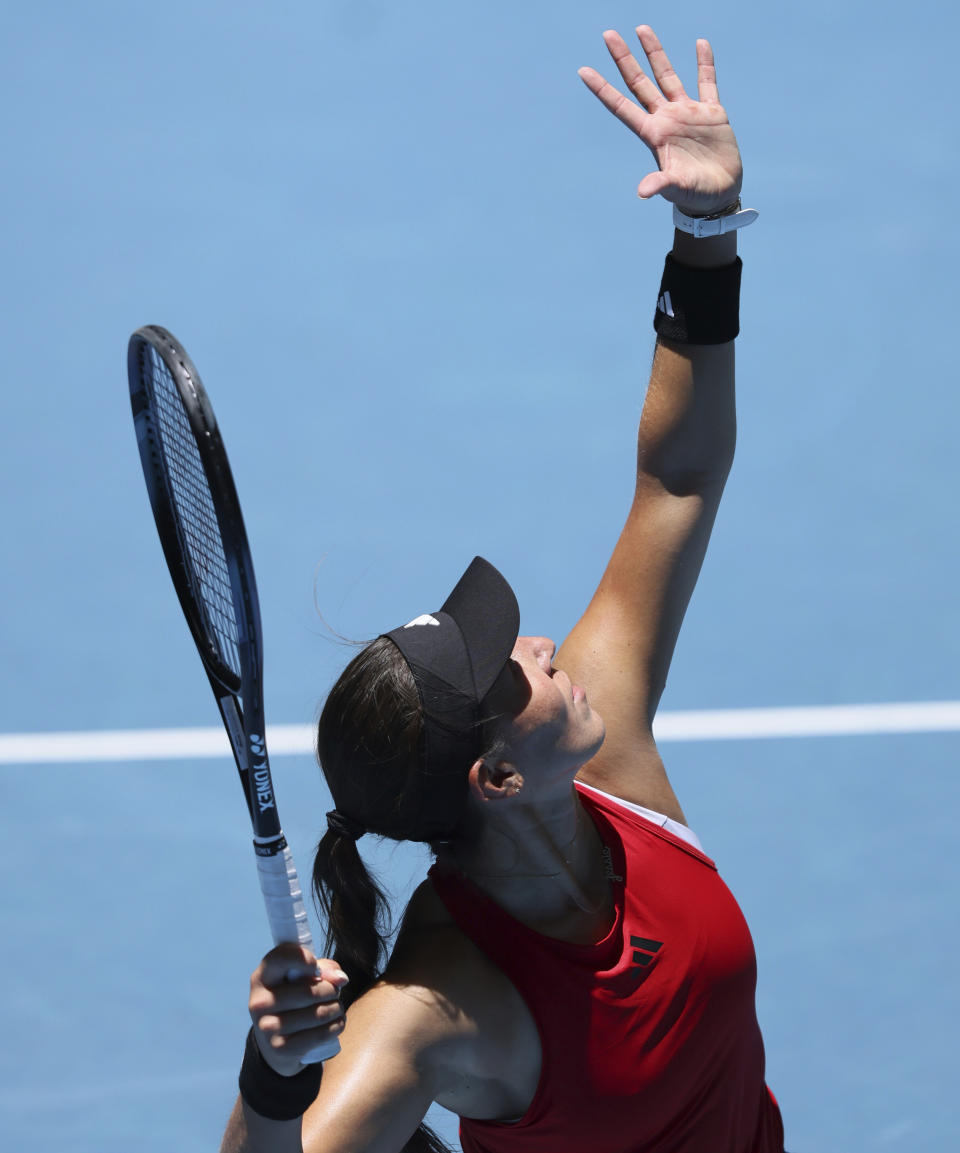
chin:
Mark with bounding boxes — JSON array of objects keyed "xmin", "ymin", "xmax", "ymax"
[
  {"xmin": 586, "ymin": 724, "xmax": 606, "ymax": 761},
  {"xmin": 585, "ymin": 708, "xmax": 606, "ymax": 750},
  {"xmin": 569, "ymin": 719, "xmax": 606, "ymax": 766}
]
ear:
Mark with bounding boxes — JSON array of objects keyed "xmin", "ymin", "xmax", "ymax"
[{"xmin": 467, "ymin": 757, "xmax": 524, "ymax": 802}]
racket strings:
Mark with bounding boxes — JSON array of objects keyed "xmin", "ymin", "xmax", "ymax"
[{"xmin": 145, "ymin": 346, "xmax": 242, "ymax": 680}]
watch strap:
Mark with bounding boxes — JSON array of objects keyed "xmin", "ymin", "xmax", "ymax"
[{"xmin": 673, "ymin": 201, "xmax": 759, "ymax": 238}]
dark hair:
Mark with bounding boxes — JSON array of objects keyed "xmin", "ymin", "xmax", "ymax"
[{"xmin": 313, "ymin": 637, "xmax": 453, "ymax": 1153}]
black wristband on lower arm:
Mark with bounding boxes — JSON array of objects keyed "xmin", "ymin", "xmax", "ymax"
[
  {"xmin": 653, "ymin": 255, "xmax": 742, "ymax": 345},
  {"xmin": 238, "ymin": 1027, "xmax": 324, "ymax": 1122}
]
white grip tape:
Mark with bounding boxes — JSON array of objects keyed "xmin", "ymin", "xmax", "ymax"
[
  {"xmin": 255, "ymin": 842, "xmax": 342, "ymax": 1064},
  {"xmin": 256, "ymin": 843, "xmax": 314, "ymax": 949}
]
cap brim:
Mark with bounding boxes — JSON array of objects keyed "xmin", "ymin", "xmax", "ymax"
[{"xmin": 440, "ymin": 556, "xmax": 520, "ymax": 701}]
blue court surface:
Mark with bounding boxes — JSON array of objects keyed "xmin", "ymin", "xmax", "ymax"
[{"xmin": 1, "ymin": 3, "xmax": 957, "ymax": 1151}]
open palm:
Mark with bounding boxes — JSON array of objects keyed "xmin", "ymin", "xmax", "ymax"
[{"xmin": 578, "ymin": 26, "xmax": 743, "ymax": 217}]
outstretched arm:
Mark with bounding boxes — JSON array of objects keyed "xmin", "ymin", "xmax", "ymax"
[{"xmin": 557, "ymin": 26, "xmax": 747, "ymax": 820}]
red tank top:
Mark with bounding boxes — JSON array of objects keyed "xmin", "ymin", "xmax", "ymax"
[{"xmin": 428, "ymin": 784, "xmax": 784, "ymax": 1153}]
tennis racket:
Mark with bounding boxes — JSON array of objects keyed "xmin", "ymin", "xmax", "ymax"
[{"xmin": 128, "ymin": 324, "xmax": 338, "ymax": 1063}]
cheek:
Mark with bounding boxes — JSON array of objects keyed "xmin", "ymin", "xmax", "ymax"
[{"xmin": 509, "ymin": 688, "xmax": 571, "ymax": 750}]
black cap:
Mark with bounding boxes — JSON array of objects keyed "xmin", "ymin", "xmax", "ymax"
[{"xmin": 383, "ymin": 556, "xmax": 520, "ymax": 839}]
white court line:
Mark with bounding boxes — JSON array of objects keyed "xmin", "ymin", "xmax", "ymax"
[{"xmin": 1, "ymin": 701, "xmax": 959, "ymax": 764}]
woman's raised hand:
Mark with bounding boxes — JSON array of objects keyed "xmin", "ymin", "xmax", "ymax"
[
  {"xmin": 578, "ymin": 25, "xmax": 743, "ymax": 217},
  {"xmin": 248, "ymin": 944, "xmax": 349, "ymax": 1076}
]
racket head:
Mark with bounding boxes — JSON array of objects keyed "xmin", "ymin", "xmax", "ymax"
[{"xmin": 128, "ymin": 325, "xmax": 262, "ymax": 694}]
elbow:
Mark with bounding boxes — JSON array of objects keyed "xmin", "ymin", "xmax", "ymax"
[{"xmin": 638, "ymin": 418, "xmax": 736, "ymax": 498}]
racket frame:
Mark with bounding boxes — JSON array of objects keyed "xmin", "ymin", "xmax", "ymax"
[
  {"xmin": 128, "ymin": 326, "xmax": 280, "ymax": 839},
  {"xmin": 128, "ymin": 325, "xmax": 337, "ymax": 1063}
]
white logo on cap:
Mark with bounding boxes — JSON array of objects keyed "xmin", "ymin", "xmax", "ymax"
[{"xmin": 403, "ymin": 614, "xmax": 440, "ymax": 628}]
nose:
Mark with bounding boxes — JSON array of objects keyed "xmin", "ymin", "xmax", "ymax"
[
  {"xmin": 537, "ymin": 637, "xmax": 557, "ymax": 662},
  {"xmin": 514, "ymin": 635, "xmax": 556, "ymax": 667}
]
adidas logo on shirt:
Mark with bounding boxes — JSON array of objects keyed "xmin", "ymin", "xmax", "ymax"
[
  {"xmin": 631, "ymin": 935, "xmax": 663, "ymax": 967},
  {"xmin": 625, "ymin": 934, "xmax": 664, "ymax": 989}
]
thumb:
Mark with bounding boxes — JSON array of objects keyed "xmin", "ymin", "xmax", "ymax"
[{"xmin": 636, "ymin": 170, "xmax": 672, "ymax": 200}]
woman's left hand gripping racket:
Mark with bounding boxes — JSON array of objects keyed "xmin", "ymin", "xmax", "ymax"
[{"xmin": 128, "ymin": 325, "xmax": 339, "ymax": 1063}]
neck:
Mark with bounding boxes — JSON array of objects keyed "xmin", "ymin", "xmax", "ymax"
[{"xmin": 444, "ymin": 784, "xmax": 610, "ymax": 923}]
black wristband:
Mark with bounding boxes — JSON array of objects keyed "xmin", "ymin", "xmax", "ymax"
[
  {"xmin": 653, "ymin": 255, "xmax": 742, "ymax": 345},
  {"xmin": 238, "ymin": 1027, "xmax": 323, "ymax": 1122}
]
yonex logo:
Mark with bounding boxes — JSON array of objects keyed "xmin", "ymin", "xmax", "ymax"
[
  {"xmin": 404, "ymin": 614, "xmax": 440, "ymax": 628},
  {"xmin": 249, "ymin": 734, "xmax": 275, "ymax": 812},
  {"xmin": 252, "ymin": 767, "xmax": 275, "ymax": 813},
  {"xmin": 656, "ymin": 291, "xmax": 675, "ymax": 318}
]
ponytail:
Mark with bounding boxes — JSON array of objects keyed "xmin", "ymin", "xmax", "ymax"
[
  {"xmin": 312, "ymin": 828, "xmax": 390, "ymax": 1011},
  {"xmin": 313, "ymin": 827, "xmax": 451, "ymax": 1153}
]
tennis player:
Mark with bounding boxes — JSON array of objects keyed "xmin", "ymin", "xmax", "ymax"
[{"xmin": 221, "ymin": 24, "xmax": 786, "ymax": 1153}]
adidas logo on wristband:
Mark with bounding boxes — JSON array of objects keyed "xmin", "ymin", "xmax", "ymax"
[{"xmin": 656, "ymin": 291, "xmax": 675, "ymax": 319}]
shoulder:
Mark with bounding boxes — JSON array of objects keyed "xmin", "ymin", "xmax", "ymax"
[
  {"xmin": 383, "ymin": 878, "xmax": 531, "ymax": 1046},
  {"xmin": 302, "ymin": 895, "xmax": 483, "ymax": 1131},
  {"xmin": 377, "ymin": 878, "xmax": 539, "ymax": 1088},
  {"xmin": 300, "ymin": 882, "xmax": 538, "ymax": 1145}
]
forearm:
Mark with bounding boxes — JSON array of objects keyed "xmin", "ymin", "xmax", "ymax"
[
  {"xmin": 670, "ymin": 227, "xmax": 736, "ymax": 269},
  {"xmin": 221, "ymin": 1096, "xmax": 304, "ymax": 1153},
  {"xmin": 636, "ymin": 230, "xmax": 738, "ymax": 495}
]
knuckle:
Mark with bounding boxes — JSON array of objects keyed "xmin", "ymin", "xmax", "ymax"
[
  {"xmin": 249, "ymin": 992, "xmax": 274, "ymax": 1015},
  {"xmin": 318, "ymin": 1001, "xmax": 345, "ymax": 1024}
]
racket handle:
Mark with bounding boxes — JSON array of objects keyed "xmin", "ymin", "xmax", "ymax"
[{"xmin": 255, "ymin": 840, "xmax": 342, "ymax": 1064}]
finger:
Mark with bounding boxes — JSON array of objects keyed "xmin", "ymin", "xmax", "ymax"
[
  {"xmin": 259, "ymin": 1015, "xmax": 346, "ymax": 1061},
  {"xmin": 258, "ymin": 999, "xmax": 346, "ymax": 1038},
  {"xmin": 258, "ymin": 947, "xmax": 348, "ymax": 989},
  {"xmin": 577, "ymin": 66, "xmax": 648, "ymax": 139},
  {"xmin": 635, "ymin": 25, "xmax": 687, "ymax": 101},
  {"xmin": 258, "ymin": 943, "xmax": 318, "ymax": 986},
  {"xmin": 601, "ymin": 30, "xmax": 664, "ymax": 111},
  {"xmin": 316, "ymin": 960, "xmax": 350, "ymax": 988},
  {"xmin": 696, "ymin": 38, "xmax": 720, "ymax": 104},
  {"xmin": 251, "ymin": 975, "xmax": 343, "ymax": 1016}
]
